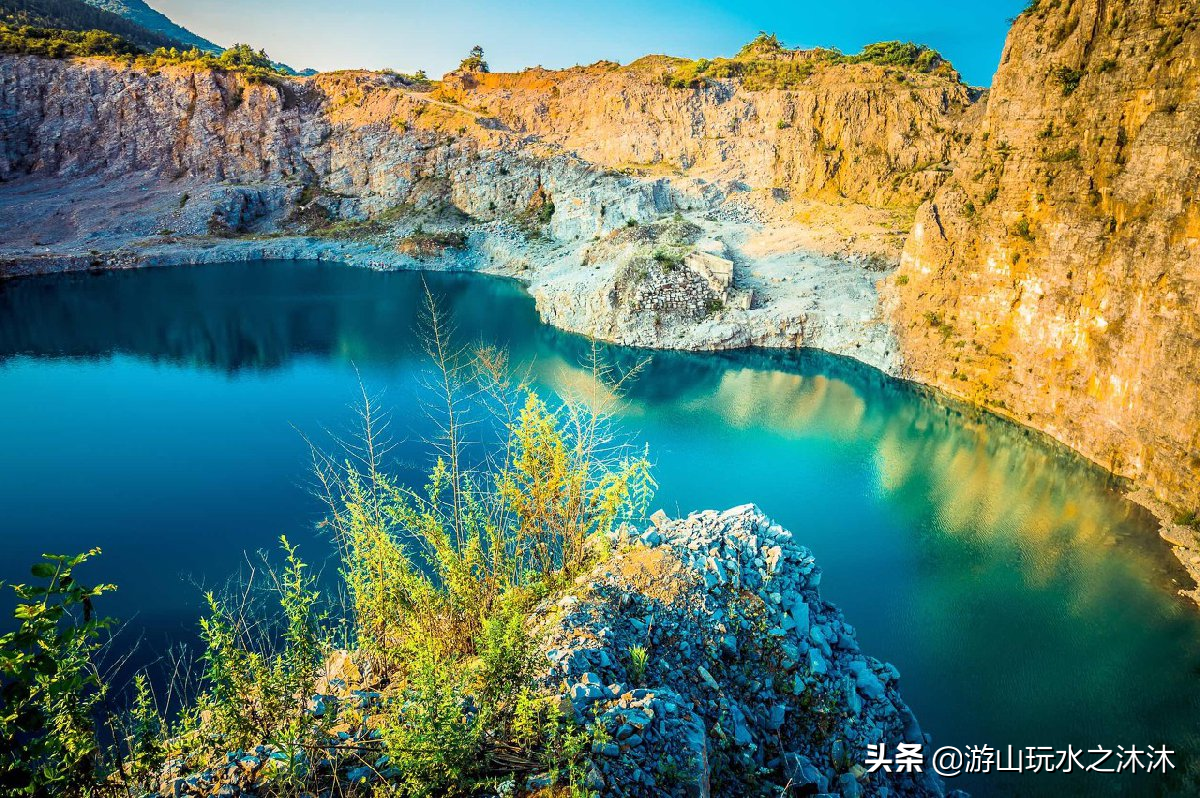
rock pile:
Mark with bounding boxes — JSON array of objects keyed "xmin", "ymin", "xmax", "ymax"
[{"xmin": 531, "ymin": 505, "xmax": 958, "ymax": 797}]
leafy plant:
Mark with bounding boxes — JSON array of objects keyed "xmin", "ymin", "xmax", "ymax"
[
  {"xmin": 0, "ymin": 21, "xmax": 139, "ymax": 58},
  {"xmin": 1013, "ymin": 216, "xmax": 1034, "ymax": 241},
  {"xmin": 1053, "ymin": 65, "xmax": 1084, "ymax": 96},
  {"xmin": 652, "ymin": 247, "xmax": 684, "ymax": 270},
  {"xmin": 377, "ymin": 652, "xmax": 482, "ymax": 796},
  {"xmin": 191, "ymin": 536, "xmax": 328, "ymax": 773},
  {"xmin": 627, "ymin": 645, "xmax": 649, "ymax": 686},
  {"xmin": 459, "ymin": 44, "xmax": 489, "ymax": 74},
  {"xmin": 115, "ymin": 673, "xmax": 165, "ymax": 792},
  {"xmin": 0, "ymin": 549, "xmax": 115, "ymax": 796}
]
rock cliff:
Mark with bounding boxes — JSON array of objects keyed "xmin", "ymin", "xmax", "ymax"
[
  {"xmin": 0, "ymin": 48, "xmax": 973, "ymax": 367},
  {"xmin": 436, "ymin": 56, "xmax": 977, "ymax": 210},
  {"xmin": 891, "ymin": 0, "xmax": 1200, "ymax": 517}
]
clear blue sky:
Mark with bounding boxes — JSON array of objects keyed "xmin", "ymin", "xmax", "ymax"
[{"xmin": 154, "ymin": 0, "xmax": 1026, "ymax": 87}]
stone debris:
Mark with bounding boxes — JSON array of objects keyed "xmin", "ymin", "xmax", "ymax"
[{"xmin": 530, "ymin": 504, "xmax": 962, "ymax": 797}]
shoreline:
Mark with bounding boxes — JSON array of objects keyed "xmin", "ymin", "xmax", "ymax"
[{"xmin": 3, "ymin": 235, "xmax": 1198, "ymax": 607}]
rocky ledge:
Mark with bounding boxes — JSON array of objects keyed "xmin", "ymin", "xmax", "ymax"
[
  {"xmin": 169, "ymin": 506, "xmax": 956, "ymax": 798},
  {"xmin": 533, "ymin": 505, "xmax": 953, "ymax": 797}
]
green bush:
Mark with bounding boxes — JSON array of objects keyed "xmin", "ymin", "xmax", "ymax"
[
  {"xmin": 378, "ymin": 653, "xmax": 483, "ymax": 796},
  {"xmin": 1053, "ymin": 65, "xmax": 1084, "ymax": 96},
  {"xmin": 1044, "ymin": 147, "xmax": 1080, "ymax": 163},
  {"xmin": 148, "ymin": 43, "xmax": 287, "ymax": 83},
  {"xmin": 0, "ymin": 549, "xmax": 115, "ymax": 795},
  {"xmin": 652, "ymin": 246, "xmax": 685, "ymax": 269},
  {"xmin": 458, "ymin": 44, "xmax": 488, "ymax": 73},
  {"xmin": 188, "ymin": 536, "xmax": 328, "ymax": 777},
  {"xmin": 0, "ymin": 21, "xmax": 139, "ymax": 58},
  {"xmin": 663, "ymin": 35, "xmax": 960, "ymax": 91},
  {"xmin": 0, "ymin": 300, "xmax": 652, "ymax": 795},
  {"xmin": 1013, "ymin": 216, "xmax": 1034, "ymax": 240}
]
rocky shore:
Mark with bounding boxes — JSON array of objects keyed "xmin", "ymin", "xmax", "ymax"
[
  {"xmin": 165, "ymin": 506, "xmax": 959, "ymax": 798},
  {"xmin": 534, "ymin": 505, "xmax": 955, "ymax": 798}
]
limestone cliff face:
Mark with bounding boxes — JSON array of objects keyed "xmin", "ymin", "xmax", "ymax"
[
  {"xmin": 0, "ymin": 60, "xmax": 558, "ymax": 218},
  {"xmin": 0, "ymin": 51, "xmax": 975, "ymax": 222},
  {"xmin": 0, "ymin": 51, "xmax": 976, "ymax": 369},
  {"xmin": 893, "ymin": 0, "xmax": 1200, "ymax": 509},
  {"xmin": 438, "ymin": 59, "xmax": 976, "ymax": 210}
]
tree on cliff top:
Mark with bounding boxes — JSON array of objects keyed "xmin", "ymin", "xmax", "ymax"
[
  {"xmin": 458, "ymin": 43, "xmax": 488, "ymax": 73},
  {"xmin": 217, "ymin": 42, "xmax": 271, "ymax": 70}
]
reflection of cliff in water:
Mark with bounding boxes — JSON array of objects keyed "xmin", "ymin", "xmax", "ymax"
[
  {"xmin": 0, "ymin": 263, "xmax": 539, "ymax": 373},
  {"xmin": 551, "ymin": 341, "xmax": 1179, "ymax": 598},
  {"xmin": 2, "ymin": 260, "xmax": 1173, "ymax": 593}
]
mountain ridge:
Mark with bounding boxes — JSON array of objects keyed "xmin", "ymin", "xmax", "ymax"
[
  {"xmin": 80, "ymin": 0, "xmax": 218, "ymax": 52},
  {"xmin": 0, "ymin": 0, "xmax": 185, "ymax": 51}
]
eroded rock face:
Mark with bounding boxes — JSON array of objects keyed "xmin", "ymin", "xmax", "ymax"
[
  {"xmin": 892, "ymin": 0, "xmax": 1200, "ymax": 510},
  {"xmin": 0, "ymin": 53, "xmax": 973, "ymax": 232},
  {"xmin": 437, "ymin": 59, "xmax": 978, "ymax": 210},
  {"xmin": 533, "ymin": 505, "xmax": 950, "ymax": 797},
  {"xmin": 0, "ymin": 52, "xmax": 963, "ymax": 371}
]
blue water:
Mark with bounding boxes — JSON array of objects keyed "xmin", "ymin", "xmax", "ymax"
[{"xmin": 1, "ymin": 261, "xmax": 1198, "ymax": 796}]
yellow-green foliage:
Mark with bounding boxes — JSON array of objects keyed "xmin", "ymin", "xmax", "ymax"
[
  {"xmin": 306, "ymin": 293, "xmax": 653, "ymax": 794},
  {"xmin": 147, "ymin": 43, "xmax": 286, "ymax": 83},
  {"xmin": 0, "ymin": 550, "xmax": 116, "ymax": 795},
  {"xmin": 628, "ymin": 644, "xmax": 649, "ymax": 685},
  {"xmin": 0, "ymin": 294, "xmax": 652, "ymax": 796},
  {"xmin": 191, "ymin": 537, "xmax": 327, "ymax": 762},
  {"xmin": 662, "ymin": 33, "xmax": 960, "ymax": 90},
  {"xmin": 316, "ymin": 308, "xmax": 654, "ymax": 673},
  {"xmin": 0, "ymin": 21, "xmax": 289, "ymax": 85}
]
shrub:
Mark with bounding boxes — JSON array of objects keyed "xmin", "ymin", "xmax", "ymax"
[
  {"xmin": 1044, "ymin": 147, "xmax": 1080, "ymax": 163},
  {"xmin": 315, "ymin": 292, "xmax": 654, "ymax": 674},
  {"xmin": 396, "ymin": 229, "xmax": 469, "ymax": 257},
  {"xmin": 652, "ymin": 247, "xmax": 684, "ymax": 270},
  {"xmin": 1175, "ymin": 509, "xmax": 1200, "ymax": 531},
  {"xmin": 112, "ymin": 673, "xmax": 166, "ymax": 793},
  {"xmin": 377, "ymin": 653, "xmax": 482, "ymax": 796},
  {"xmin": 0, "ymin": 297, "xmax": 653, "ymax": 795},
  {"xmin": 0, "ymin": 549, "xmax": 115, "ymax": 795},
  {"xmin": 1013, "ymin": 216, "xmax": 1034, "ymax": 240},
  {"xmin": 1053, "ymin": 66, "xmax": 1084, "ymax": 96},
  {"xmin": 662, "ymin": 36, "xmax": 959, "ymax": 92},
  {"xmin": 628, "ymin": 645, "xmax": 649, "ymax": 685},
  {"xmin": 190, "ymin": 537, "xmax": 327, "ymax": 771},
  {"xmin": 147, "ymin": 43, "xmax": 287, "ymax": 83}
]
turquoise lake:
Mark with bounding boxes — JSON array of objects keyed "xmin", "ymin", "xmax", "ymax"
[{"xmin": 1, "ymin": 261, "xmax": 1199, "ymax": 796}]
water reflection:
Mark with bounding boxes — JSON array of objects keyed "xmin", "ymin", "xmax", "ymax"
[{"xmin": 2, "ymin": 261, "xmax": 1199, "ymax": 797}]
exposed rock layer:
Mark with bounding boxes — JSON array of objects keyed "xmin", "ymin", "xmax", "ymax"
[
  {"xmin": 892, "ymin": 0, "xmax": 1200, "ymax": 511},
  {"xmin": 437, "ymin": 59, "xmax": 978, "ymax": 209},
  {"xmin": 0, "ymin": 53, "xmax": 970, "ymax": 369}
]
